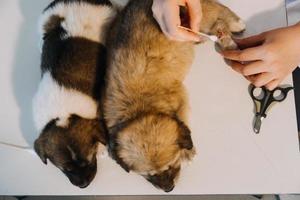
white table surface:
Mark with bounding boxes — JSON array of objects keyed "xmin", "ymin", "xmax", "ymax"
[{"xmin": 0, "ymin": 0, "xmax": 299, "ymax": 195}]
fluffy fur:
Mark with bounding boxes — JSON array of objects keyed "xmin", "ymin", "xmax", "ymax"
[
  {"xmin": 33, "ymin": 0, "xmax": 116, "ymax": 188},
  {"xmin": 39, "ymin": 0, "xmax": 115, "ymax": 43},
  {"xmin": 33, "ymin": 72, "xmax": 98, "ymax": 132},
  {"xmin": 198, "ymin": 0, "xmax": 246, "ymax": 49},
  {"xmin": 104, "ymin": 0, "xmax": 245, "ymax": 192}
]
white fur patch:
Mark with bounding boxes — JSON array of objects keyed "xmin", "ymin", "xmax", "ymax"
[
  {"xmin": 32, "ymin": 72, "xmax": 98, "ymax": 132},
  {"xmin": 97, "ymin": 143, "xmax": 108, "ymax": 159},
  {"xmin": 38, "ymin": 1, "xmax": 116, "ymax": 43},
  {"xmin": 229, "ymin": 19, "xmax": 246, "ymax": 32}
]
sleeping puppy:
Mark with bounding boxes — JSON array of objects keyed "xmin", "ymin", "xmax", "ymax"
[
  {"xmin": 104, "ymin": 0, "xmax": 245, "ymax": 192},
  {"xmin": 32, "ymin": 0, "xmax": 116, "ymax": 188}
]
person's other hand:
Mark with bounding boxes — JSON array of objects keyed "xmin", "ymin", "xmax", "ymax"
[
  {"xmin": 152, "ymin": 0, "xmax": 202, "ymax": 42},
  {"xmin": 221, "ymin": 24, "xmax": 300, "ymax": 90}
]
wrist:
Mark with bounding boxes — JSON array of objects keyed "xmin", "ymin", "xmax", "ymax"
[
  {"xmin": 292, "ymin": 22, "xmax": 300, "ymax": 32},
  {"xmin": 289, "ymin": 23, "xmax": 300, "ymax": 47}
]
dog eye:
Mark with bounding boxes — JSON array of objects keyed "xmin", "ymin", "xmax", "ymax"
[
  {"xmin": 79, "ymin": 161, "xmax": 88, "ymax": 167},
  {"xmin": 64, "ymin": 163, "xmax": 74, "ymax": 172},
  {"xmin": 66, "ymin": 166, "xmax": 73, "ymax": 172}
]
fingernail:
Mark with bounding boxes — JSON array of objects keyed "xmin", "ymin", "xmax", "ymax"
[
  {"xmin": 194, "ymin": 37, "xmax": 202, "ymax": 42},
  {"xmin": 224, "ymin": 59, "xmax": 232, "ymax": 66}
]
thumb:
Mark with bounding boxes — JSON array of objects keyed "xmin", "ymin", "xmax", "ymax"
[
  {"xmin": 177, "ymin": 0, "xmax": 186, "ymax": 6},
  {"xmin": 234, "ymin": 33, "xmax": 266, "ymax": 49}
]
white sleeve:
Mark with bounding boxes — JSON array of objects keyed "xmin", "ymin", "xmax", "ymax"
[{"xmin": 287, "ymin": 0, "xmax": 300, "ymax": 25}]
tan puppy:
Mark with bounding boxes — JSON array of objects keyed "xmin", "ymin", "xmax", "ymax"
[{"xmin": 104, "ymin": 0, "xmax": 245, "ymax": 192}]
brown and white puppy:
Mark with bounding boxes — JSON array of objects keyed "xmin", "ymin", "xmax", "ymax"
[
  {"xmin": 103, "ymin": 0, "xmax": 245, "ymax": 192},
  {"xmin": 32, "ymin": 0, "xmax": 116, "ymax": 188}
]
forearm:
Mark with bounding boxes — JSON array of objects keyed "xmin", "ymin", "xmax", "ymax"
[{"xmin": 294, "ymin": 22, "xmax": 300, "ymax": 69}]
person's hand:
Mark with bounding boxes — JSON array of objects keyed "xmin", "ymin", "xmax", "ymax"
[
  {"xmin": 152, "ymin": 0, "xmax": 202, "ymax": 42},
  {"xmin": 221, "ymin": 24, "xmax": 300, "ymax": 90}
]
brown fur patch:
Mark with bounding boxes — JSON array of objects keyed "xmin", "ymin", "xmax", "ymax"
[
  {"xmin": 34, "ymin": 115, "xmax": 106, "ymax": 188},
  {"xmin": 43, "ymin": 15, "xmax": 64, "ymax": 35}
]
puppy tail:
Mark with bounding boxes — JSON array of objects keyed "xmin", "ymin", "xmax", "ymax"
[
  {"xmin": 39, "ymin": 13, "xmax": 65, "ymax": 40},
  {"xmin": 38, "ymin": 14, "xmax": 66, "ymax": 73}
]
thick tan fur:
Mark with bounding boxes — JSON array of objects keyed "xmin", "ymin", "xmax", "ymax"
[{"xmin": 104, "ymin": 0, "xmax": 245, "ymax": 192}]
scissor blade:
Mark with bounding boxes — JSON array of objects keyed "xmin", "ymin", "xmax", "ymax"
[{"xmin": 253, "ymin": 116, "xmax": 262, "ymax": 134}]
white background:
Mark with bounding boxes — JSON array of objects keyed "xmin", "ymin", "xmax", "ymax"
[{"xmin": 0, "ymin": 0, "xmax": 299, "ymax": 195}]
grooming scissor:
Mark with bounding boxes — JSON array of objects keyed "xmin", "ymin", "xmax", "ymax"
[{"xmin": 249, "ymin": 84, "xmax": 293, "ymax": 134}]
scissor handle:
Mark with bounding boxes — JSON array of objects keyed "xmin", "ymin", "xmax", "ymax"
[
  {"xmin": 270, "ymin": 86, "xmax": 294, "ymax": 102},
  {"xmin": 250, "ymin": 85, "xmax": 293, "ymax": 103},
  {"xmin": 249, "ymin": 84, "xmax": 293, "ymax": 134},
  {"xmin": 249, "ymin": 85, "xmax": 268, "ymax": 102}
]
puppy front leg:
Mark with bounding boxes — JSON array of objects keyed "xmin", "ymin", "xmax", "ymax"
[{"xmin": 175, "ymin": 97, "xmax": 196, "ymax": 159}]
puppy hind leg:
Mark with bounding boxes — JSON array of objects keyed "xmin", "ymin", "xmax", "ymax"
[
  {"xmin": 210, "ymin": 19, "xmax": 237, "ymax": 50},
  {"xmin": 219, "ymin": 6, "xmax": 246, "ymax": 34},
  {"xmin": 228, "ymin": 19, "xmax": 246, "ymax": 34},
  {"xmin": 175, "ymin": 94, "xmax": 196, "ymax": 159}
]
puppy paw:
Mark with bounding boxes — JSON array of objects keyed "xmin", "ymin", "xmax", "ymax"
[
  {"xmin": 229, "ymin": 19, "xmax": 246, "ymax": 33},
  {"xmin": 218, "ymin": 37, "xmax": 238, "ymax": 50}
]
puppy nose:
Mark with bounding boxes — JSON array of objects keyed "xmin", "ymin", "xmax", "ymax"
[
  {"xmin": 164, "ymin": 185, "xmax": 175, "ymax": 193},
  {"xmin": 69, "ymin": 176, "xmax": 90, "ymax": 188},
  {"xmin": 78, "ymin": 181, "xmax": 89, "ymax": 188}
]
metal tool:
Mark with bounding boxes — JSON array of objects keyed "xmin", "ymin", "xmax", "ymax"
[
  {"xmin": 249, "ymin": 84, "xmax": 293, "ymax": 134},
  {"xmin": 177, "ymin": 25, "xmax": 218, "ymax": 42}
]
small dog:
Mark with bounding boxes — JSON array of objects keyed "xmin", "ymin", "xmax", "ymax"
[
  {"xmin": 33, "ymin": 0, "xmax": 116, "ymax": 188},
  {"xmin": 104, "ymin": 0, "xmax": 245, "ymax": 192}
]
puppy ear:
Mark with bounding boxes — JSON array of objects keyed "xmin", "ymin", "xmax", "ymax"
[
  {"xmin": 176, "ymin": 118, "xmax": 193, "ymax": 150},
  {"xmin": 92, "ymin": 119, "xmax": 108, "ymax": 145},
  {"xmin": 108, "ymin": 143, "xmax": 131, "ymax": 173},
  {"xmin": 117, "ymin": 158, "xmax": 131, "ymax": 173},
  {"xmin": 34, "ymin": 138, "xmax": 48, "ymax": 164}
]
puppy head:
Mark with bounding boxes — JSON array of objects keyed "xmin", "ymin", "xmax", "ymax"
[
  {"xmin": 34, "ymin": 115, "xmax": 106, "ymax": 188},
  {"xmin": 109, "ymin": 114, "xmax": 195, "ymax": 192}
]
